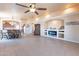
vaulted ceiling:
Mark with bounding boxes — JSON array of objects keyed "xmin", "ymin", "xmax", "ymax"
[{"xmin": 0, "ymin": 3, "xmax": 79, "ymax": 21}]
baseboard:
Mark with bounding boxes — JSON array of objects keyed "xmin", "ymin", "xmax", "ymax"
[
  {"xmin": 41, "ymin": 35, "xmax": 79, "ymax": 44},
  {"xmin": 63, "ymin": 39, "xmax": 79, "ymax": 44}
]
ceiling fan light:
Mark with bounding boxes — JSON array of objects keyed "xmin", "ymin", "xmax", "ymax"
[{"xmin": 30, "ymin": 8, "xmax": 35, "ymax": 12}]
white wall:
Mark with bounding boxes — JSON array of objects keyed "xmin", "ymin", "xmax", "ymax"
[
  {"xmin": 24, "ymin": 24, "xmax": 33, "ymax": 34},
  {"xmin": 0, "ymin": 19, "xmax": 2, "ymax": 30},
  {"xmin": 40, "ymin": 23, "xmax": 46, "ymax": 36},
  {"xmin": 47, "ymin": 20, "xmax": 64, "ymax": 29},
  {"xmin": 21, "ymin": 19, "xmax": 34, "ymax": 35},
  {"xmin": 64, "ymin": 15, "xmax": 79, "ymax": 43}
]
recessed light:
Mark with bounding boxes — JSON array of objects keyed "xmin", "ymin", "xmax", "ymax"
[
  {"xmin": 46, "ymin": 14, "xmax": 50, "ymax": 18},
  {"xmin": 64, "ymin": 8, "xmax": 75, "ymax": 14},
  {"xmin": 36, "ymin": 18, "xmax": 39, "ymax": 21}
]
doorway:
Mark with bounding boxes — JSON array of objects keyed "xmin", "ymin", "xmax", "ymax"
[{"xmin": 34, "ymin": 24, "xmax": 40, "ymax": 35}]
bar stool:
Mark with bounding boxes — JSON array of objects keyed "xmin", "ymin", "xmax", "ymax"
[
  {"xmin": 0, "ymin": 30, "xmax": 3, "ymax": 40},
  {"xmin": 2, "ymin": 30, "xmax": 9, "ymax": 39}
]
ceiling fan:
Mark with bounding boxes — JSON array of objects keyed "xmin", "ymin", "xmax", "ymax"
[{"xmin": 16, "ymin": 3, "xmax": 47, "ymax": 15}]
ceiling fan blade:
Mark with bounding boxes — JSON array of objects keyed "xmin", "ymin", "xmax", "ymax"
[
  {"xmin": 35, "ymin": 11, "xmax": 39, "ymax": 15},
  {"xmin": 36, "ymin": 8, "xmax": 47, "ymax": 10},
  {"xmin": 16, "ymin": 3, "xmax": 29, "ymax": 8},
  {"xmin": 24, "ymin": 10, "xmax": 30, "ymax": 13}
]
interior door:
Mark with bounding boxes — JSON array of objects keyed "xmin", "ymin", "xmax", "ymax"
[{"xmin": 34, "ymin": 24, "xmax": 40, "ymax": 35}]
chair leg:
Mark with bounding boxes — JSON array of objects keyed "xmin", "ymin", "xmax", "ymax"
[
  {"xmin": 1, "ymin": 37, "xmax": 3, "ymax": 40},
  {"xmin": 1, "ymin": 36, "xmax": 3, "ymax": 40},
  {"xmin": 6, "ymin": 35, "xmax": 9, "ymax": 40}
]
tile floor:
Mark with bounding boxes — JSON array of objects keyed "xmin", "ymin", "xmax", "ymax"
[{"xmin": 0, "ymin": 35, "xmax": 79, "ymax": 56}]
